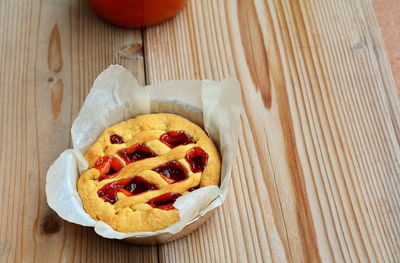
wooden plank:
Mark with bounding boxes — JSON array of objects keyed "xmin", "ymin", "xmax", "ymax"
[
  {"xmin": 144, "ymin": 0, "xmax": 400, "ymax": 262},
  {"xmin": 373, "ymin": 0, "xmax": 400, "ymax": 95},
  {"xmin": 0, "ymin": 0, "xmax": 156, "ymax": 262}
]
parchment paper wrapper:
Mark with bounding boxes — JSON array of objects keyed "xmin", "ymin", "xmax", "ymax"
[{"xmin": 46, "ymin": 65, "xmax": 242, "ymax": 244}]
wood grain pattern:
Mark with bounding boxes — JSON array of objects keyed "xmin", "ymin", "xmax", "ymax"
[
  {"xmin": 0, "ymin": 0, "xmax": 399, "ymax": 262},
  {"xmin": 144, "ymin": 0, "xmax": 400, "ymax": 262},
  {"xmin": 0, "ymin": 0, "xmax": 153, "ymax": 262}
]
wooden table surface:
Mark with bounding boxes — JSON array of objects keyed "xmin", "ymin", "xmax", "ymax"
[{"xmin": 1, "ymin": 0, "xmax": 400, "ymax": 262}]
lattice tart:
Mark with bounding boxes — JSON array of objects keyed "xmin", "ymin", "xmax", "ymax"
[{"xmin": 77, "ymin": 113, "xmax": 221, "ymax": 233}]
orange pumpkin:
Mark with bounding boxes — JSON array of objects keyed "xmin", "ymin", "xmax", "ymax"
[{"xmin": 89, "ymin": 0, "xmax": 187, "ymax": 27}]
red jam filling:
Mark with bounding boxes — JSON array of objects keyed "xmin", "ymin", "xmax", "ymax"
[
  {"xmin": 110, "ymin": 134, "xmax": 124, "ymax": 144},
  {"xmin": 160, "ymin": 131, "xmax": 193, "ymax": 148},
  {"xmin": 95, "ymin": 156, "xmax": 125, "ymax": 181},
  {"xmin": 152, "ymin": 161, "xmax": 188, "ymax": 184},
  {"xmin": 118, "ymin": 143, "xmax": 157, "ymax": 164},
  {"xmin": 188, "ymin": 185, "xmax": 200, "ymax": 192},
  {"xmin": 148, "ymin": 192, "xmax": 182, "ymax": 210},
  {"xmin": 98, "ymin": 176, "xmax": 159, "ymax": 204},
  {"xmin": 185, "ymin": 147, "xmax": 209, "ymax": 173}
]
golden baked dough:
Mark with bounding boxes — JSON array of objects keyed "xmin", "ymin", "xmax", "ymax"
[{"xmin": 77, "ymin": 113, "xmax": 221, "ymax": 232}]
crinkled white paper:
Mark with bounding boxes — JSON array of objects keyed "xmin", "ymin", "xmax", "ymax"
[{"xmin": 46, "ymin": 65, "xmax": 242, "ymax": 239}]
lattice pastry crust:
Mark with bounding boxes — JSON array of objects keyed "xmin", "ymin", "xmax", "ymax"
[{"xmin": 77, "ymin": 113, "xmax": 221, "ymax": 232}]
